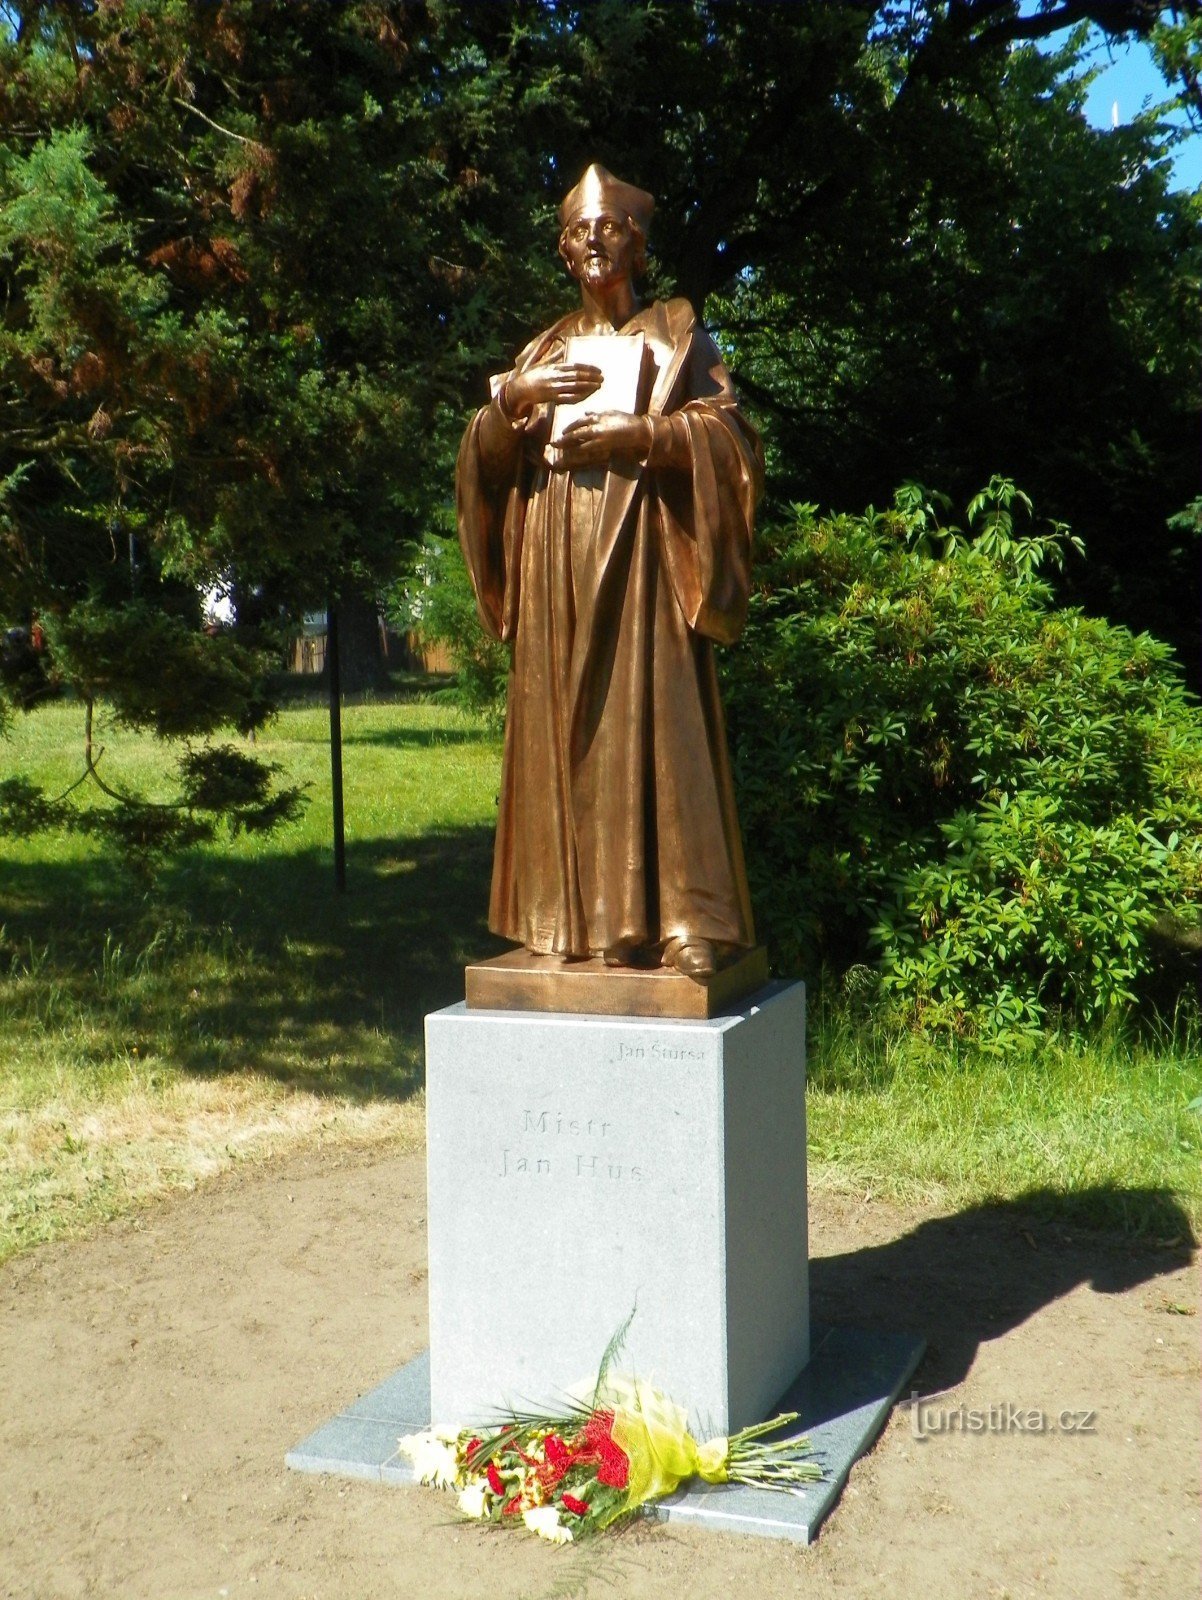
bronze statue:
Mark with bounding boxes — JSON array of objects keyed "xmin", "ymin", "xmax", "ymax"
[{"xmin": 456, "ymin": 164, "xmax": 762, "ymax": 981}]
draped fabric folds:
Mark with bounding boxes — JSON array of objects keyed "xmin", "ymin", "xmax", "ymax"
[{"xmin": 456, "ymin": 296, "xmax": 761, "ymax": 958}]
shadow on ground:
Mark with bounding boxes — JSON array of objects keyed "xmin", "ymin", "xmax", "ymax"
[
  {"xmin": 0, "ymin": 825, "xmax": 508, "ymax": 1103},
  {"xmin": 810, "ymin": 1185, "xmax": 1196, "ymax": 1399},
  {"xmin": 337, "ymin": 723, "xmax": 497, "ymax": 750}
]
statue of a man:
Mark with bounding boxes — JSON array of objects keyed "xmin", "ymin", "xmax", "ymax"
[{"xmin": 456, "ymin": 164, "xmax": 761, "ymax": 979}]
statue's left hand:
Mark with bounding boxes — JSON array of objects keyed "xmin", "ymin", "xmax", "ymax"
[{"xmin": 556, "ymin": 411, "xmax": 653, "ymax": 469}]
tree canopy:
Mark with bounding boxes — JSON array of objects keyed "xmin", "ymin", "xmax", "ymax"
[{"xmin": 1, "ymin": 1, "xmax": 1198, "ymax": 851}]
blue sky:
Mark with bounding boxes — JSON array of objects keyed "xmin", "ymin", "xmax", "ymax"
[{"xmin": 1037, "ymin": 23, "xmax": 1200, "ymax": 192}]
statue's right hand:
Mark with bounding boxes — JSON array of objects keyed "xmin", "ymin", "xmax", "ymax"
[{"xmin": 504, "ymin": 362, "xmax": 602, "ymax": 416}]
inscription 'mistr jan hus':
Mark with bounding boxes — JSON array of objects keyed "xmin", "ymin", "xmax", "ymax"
[
  {"xmin": 522, "ymin": 1109, "xmax": 611, "ymax": 1138},
  {"xmin": 497, "ymin": 1106, "xmax": 643, "ymax": 1181}
]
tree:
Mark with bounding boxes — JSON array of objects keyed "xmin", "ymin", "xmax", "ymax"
[
  {"xmin": 2, "ymin": 1, "xmax": 1198, "ymax": 860},
  {"xmin": 407, "ymin": 0, "xmax": 1201, "ymax": 667},
  {"xmin": 0, "ymin": 1, "xmax": 562, "ymax": 847},
  {"xmin": 708, "ymin": 18, "xmax": 1201, "ymax": 666}
]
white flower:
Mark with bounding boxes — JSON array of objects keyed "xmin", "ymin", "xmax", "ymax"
[
  {"xmin": 456, "ymin": 1480, "xmax": 489, "ymax": 1520},
  {"xmin": 397, "ymin": 1430, "xmax": 459, "ymax": 1488},
  {"xmin": 522, "ymin": 1505, "xmax": 573, "ymax": 1544}
]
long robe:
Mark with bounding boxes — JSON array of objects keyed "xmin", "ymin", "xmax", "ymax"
[{"xmin": 456, "ymin": 296, "xmax": 761, "ymax": 958}]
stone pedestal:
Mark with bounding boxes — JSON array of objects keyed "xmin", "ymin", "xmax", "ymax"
[{"xmin": 424, "ymin": 980, "xmax": 808, "ymax": 1436}]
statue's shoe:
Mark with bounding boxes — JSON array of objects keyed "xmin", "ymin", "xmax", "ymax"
[{"xmin": 661, "ymin": 936, "xmax": 717, "ymax": 979}]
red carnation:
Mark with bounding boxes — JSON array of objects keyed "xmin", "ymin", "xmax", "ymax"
[
  {"xmin": 463, "ymin": 1437, "xmax": 483, "ymax": 1463},
  {"xmin": 597, "ymin": 1438, "xmax": 630, "ymax": 1489},
  {"xmin": 486, "ymin": 1461, "xmax": 506, "ymax": 1497},
  {"xmin": 545, "ymin": 1434, "xmax": 571, "ymax": 1476},
  {"xmin": 577, "ymin": 1409, "xmax": 617, "ymax": 1450},
  {"xmin": 502, "ymin": 1495, "xmax": 524, "ymax": 1517},
  {"xmin": 561, "ymin": 1493, "xmax": 590, "ymax": 1517}
]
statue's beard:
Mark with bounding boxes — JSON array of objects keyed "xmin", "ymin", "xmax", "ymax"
[{"xmin": 580, "ymin": 256, "xmax": 622, "ymax": 286}]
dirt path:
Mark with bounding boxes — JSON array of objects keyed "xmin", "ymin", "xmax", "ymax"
[{"xmin": 1, "ymin": 1145, "xmax": 1197, "ymax": 1600}]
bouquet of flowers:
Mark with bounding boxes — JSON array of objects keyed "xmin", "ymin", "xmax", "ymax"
[{"xmin": 398, "ymin": 1369, "xmax": 823, "ymax": 1544}]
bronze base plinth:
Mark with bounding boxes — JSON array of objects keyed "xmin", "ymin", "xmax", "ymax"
[{"xmin": 464, "ymin": 944, "xmax": 770, "ymax": 1019}]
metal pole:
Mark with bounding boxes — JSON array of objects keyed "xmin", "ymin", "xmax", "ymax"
[{"xmin": 327, "ymin": 600, "xmax": 347, "ymax": 894}]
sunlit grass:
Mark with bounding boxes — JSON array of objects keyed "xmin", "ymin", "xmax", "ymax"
[
  {"xmin": 1, "ymin": 693, "xmax": 1198, "ymax": 1259},
  {"xmin": 0, "ymin": 692, "xmax": 504, "ymax": 1259},
  {"xmin": 807, "ymin": 995, "xmax": 1201, "ymax": 1234}
]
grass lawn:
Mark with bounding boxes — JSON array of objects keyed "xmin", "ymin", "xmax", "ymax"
[
  {"xmin": 1, "ymin": 694, "xmax": 1198, "ymax": 1262},
  {"xmin": 808, "ymin": 996, "xmax": 1199, "ymax": 1237}
]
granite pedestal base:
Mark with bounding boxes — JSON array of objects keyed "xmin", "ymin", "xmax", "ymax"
[
  {"xmin": 286, "ymin": 1324, "xmax": 926, "ymax": 1543},
  {"xmin": 287, "ymin": 977, "xmax": 927, "ymax": 1541},
  {"xmin": 425, "ymin": 981, "xmax": 809, "ymax": 1436}
]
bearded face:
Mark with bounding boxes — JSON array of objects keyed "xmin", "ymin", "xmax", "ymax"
[{"xmin": 559, "ymin": 208, "xmax": 643, "ymax": 289}]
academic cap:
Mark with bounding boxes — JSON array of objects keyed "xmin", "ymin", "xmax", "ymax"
[{"xmin": 558, "ymin": 164, "xmax": 654, "ymax": 233}]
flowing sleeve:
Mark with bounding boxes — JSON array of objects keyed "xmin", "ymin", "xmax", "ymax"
[
  {"xmin": 455, "ymin": 321, "xmax": 569, "ymax": 642},
  {"xmin": 455, "ymin": 394, "xmax": 526, "ymax": 642},
  {"xmin": 650, "ymin": 328, "xmax": 764, "ymax": 646}
]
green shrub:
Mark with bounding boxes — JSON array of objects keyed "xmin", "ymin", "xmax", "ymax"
[
  {"xmin": 723, "ymin": 481, "xmax": 1202, "ymax": 1035},
  {"xmin": 388, "ymin": 516, "xmax": 509, "ymax": 725}
]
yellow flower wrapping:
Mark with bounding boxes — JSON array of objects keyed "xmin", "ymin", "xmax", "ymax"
[{"xmin": 596, "ymin": 1375, "xmax": 730, "ymax": 1513}]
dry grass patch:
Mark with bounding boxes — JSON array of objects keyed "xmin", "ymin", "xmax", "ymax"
[{"xmin": 0, "ymin": 1076, "xmax": 423, "ymax": 1262}]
